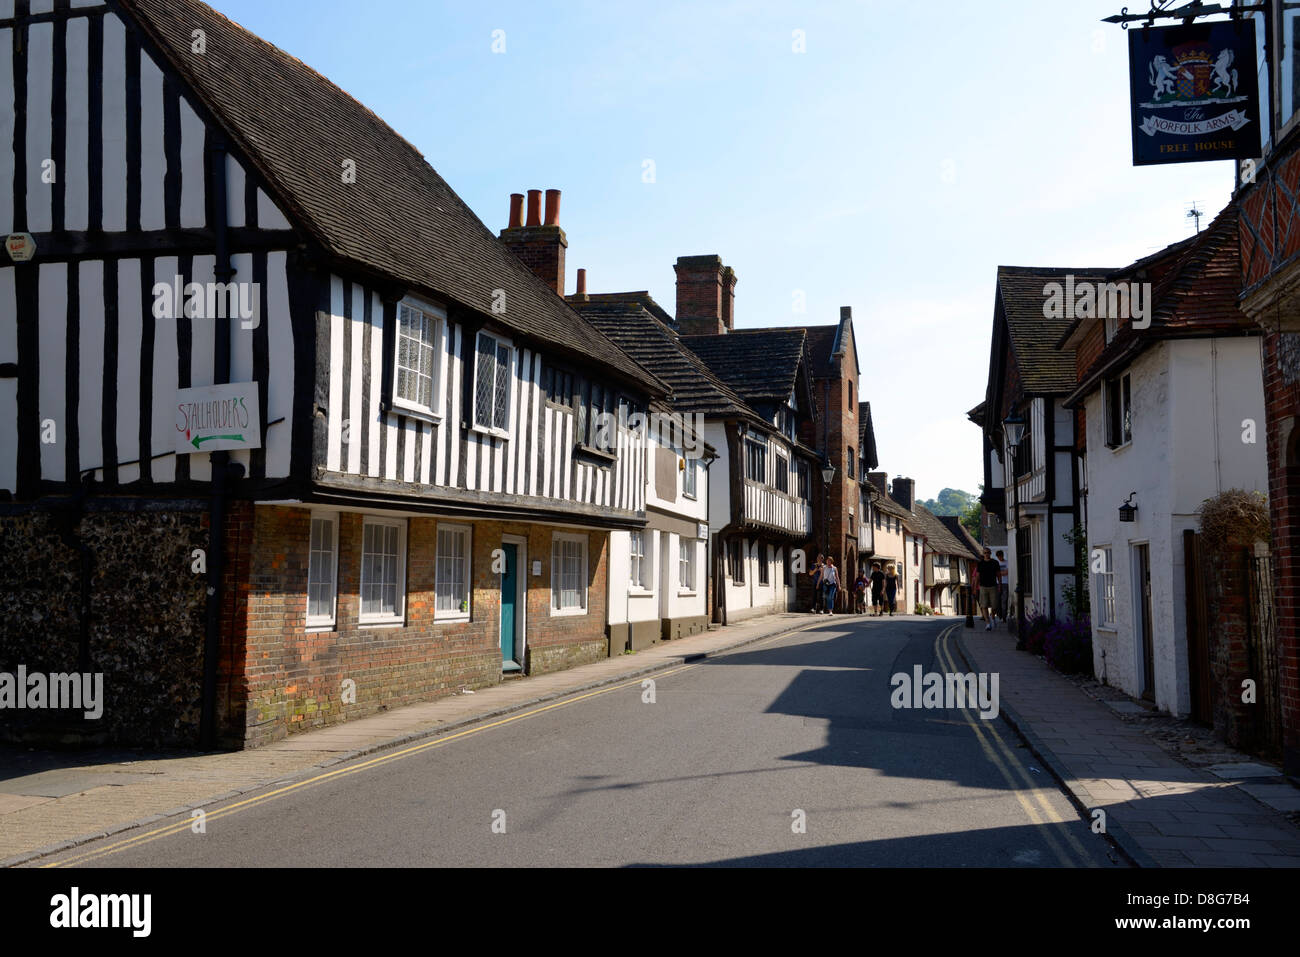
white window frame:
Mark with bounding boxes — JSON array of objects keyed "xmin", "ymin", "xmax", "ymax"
[
  {"xmin": 679, "ymin": 538, "xmax": 696, "ymax": 594},
  {"xmin": 550, "ymin": 532, "xmax": 588, "ymax": 616},
  {"xmin": 472, "ymin": 330, "xmax": 514, "ymax": 438},
  {"xmin": 629, "ymin": 529, "xmax": 653, "ymax": 592},
  {"xmin": 359, "ymin": 516, "xmax": 406, "ymax": 626},
  {"xmin": 391, "ymin": 297, "xmax": 445, "ymax": 422},
  {"xmin": 1095, "ymin": 545, "xmax": 1116, "ymax": 629},
  {"xmin": 306, "ymin": 510, "xmax": 339, "ymax": 629},
  {"xmin": 1105, "ymin": 373, "xmax": 1133, "ymax": 450},
  {"xmin": 682, "ymin": 453, "xmax": 698, "ymax": 499},
  {"xmin": 434, "ymin": 522, "xmax": 472, "ymax": 621}
]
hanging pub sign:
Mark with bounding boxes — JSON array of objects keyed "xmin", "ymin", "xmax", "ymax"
[{"xmin": 1128, "ymin": 19, "xmax": 1259, "ymax": 166}]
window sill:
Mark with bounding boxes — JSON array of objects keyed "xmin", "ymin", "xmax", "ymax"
[
  {"xmin": 576, "ymin": 443, "xmax": 617, "ymax": 464},
  {"xmin": 434, "ymin": 612, "xmax": 471, "ymax": 623},
  {"xmin": 550, "ymin": 606, "xmax": 588, "ymax": 618},
  {"xmin": 627, "ymin": 588, "xmax": 655, "ymax": 598},
  {"xmin": 1107, "ymin": 441, "xmax": 1133, "ymax": 453},
  {"xmin": 677, "ymin": 589, "xmax": 697, "ymax": 598},
  {"xmin": 306, "ymin": 622, "xmax": 336, "ymax": 633},
  {"xmin": 359, "ymin": 618, "xmax": 405, "ymax": 629},
  {"xmin": 387, "ymin": 401, "xmax": 442, "ymax": 426},
  {"xmin": 470, "ymin": 423, "xmax": 510, "ymax": 441},
  {"xmin": 1096, "ymin": 625, "xmax": 1118, "ymax": 634}
]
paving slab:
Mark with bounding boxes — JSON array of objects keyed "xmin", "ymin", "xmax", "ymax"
[{"xmin": 954, "ymin": 626, "xmax": 1300, "ymax": 868}]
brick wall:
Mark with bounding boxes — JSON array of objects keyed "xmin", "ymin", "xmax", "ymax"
[
  {"xmin": 231, "ymin": 506, "xmax": 608, "ymax": 748},
  {"xmin": 1261, "ymin": 329, "xmax": 1300, "ymax": 776}
]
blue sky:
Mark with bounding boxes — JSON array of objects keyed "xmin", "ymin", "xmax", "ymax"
[{"xmin": 208, "ymin": 0, "xmax": 1235, "ymax": 501}]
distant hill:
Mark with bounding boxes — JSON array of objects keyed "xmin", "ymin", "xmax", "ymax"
[{"xmin": 918, "ymin": 488, "xmax": 976, "ymax": 516}]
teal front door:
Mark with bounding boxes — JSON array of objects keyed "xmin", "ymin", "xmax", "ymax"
[{"xmin": 500, "ymin": 543, "xmax": 519, "ymax": 671}]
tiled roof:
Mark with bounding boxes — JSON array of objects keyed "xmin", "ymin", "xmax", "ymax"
[
  {"xmin": 121, "ymin": 0, "xmax": 665, "ymax": 396},
  {"xmin": 568, "ymin": 294, "xmax": 763, "ymax": 422},
  {"xmin": 858, "ymin": 402, "xmax": 878, "ymax": 471},
  {"xmin": 1064, "ymin": 205, "xmax": 1252, "ymax": 406},
  {"xmin": 996, "ymin": 266, "xmax": 1118, "ymax": 394},
  {"xmin": 680, "ymin": 329, "xmax": 807, "ymax": 405},
  {"xmin": 909, "ymin": 503, "xmax": 979, "ymax": 560},
  {"xmin": 870, "ymin": 486, "xmax": 911, "ymax": 520},
  {"xmin": 938, "ymin": 515, "xmax": 982, "ymax": 560},
  {"xmin": 740, "ymin": 324, "xmax": 840, "ymax": 375}
]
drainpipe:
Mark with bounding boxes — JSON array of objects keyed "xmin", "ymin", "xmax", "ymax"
[{"xmin": 199, "ymin": 136, "xmax": 238, "ymax": 750}]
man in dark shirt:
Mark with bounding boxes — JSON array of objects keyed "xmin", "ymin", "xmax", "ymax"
[
  {"xmin": 976, "ymin": 548, "xmax": 1001, "ymax": 631},
  {"xmin": 869, "ymin": 562, "xmax": 886, "ymax": 616}
]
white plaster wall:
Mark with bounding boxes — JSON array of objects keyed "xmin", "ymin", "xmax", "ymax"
[{"xmin": 1082, "ymin": 339, "xmax": 1265, "ymax": 715}]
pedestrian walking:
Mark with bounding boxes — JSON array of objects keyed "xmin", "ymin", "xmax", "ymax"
[
  {"xmin": 810, "ymin": 554, "xmax": 825, "ymax": 614},
  {"xmin": 822, "ymin": 556, "xmax": 840, "ymax": 614},
  {"xmin": 870, "ymin": 562, "xmax": 886, "ymax": 616},
  {"xmin": 996, "ymin": 549, "xmax": 1009, "ymax": 623},
  {"xmin": 854, "ymin": 569, "xmax": 869, "ymax": 614},
  {"xmin": 976, "ymin": 547, "xmax": 1001, "ymax": 631},
  {"xmin": 884, "ymin": 562, "xmax": 898, "ymax": 616}
]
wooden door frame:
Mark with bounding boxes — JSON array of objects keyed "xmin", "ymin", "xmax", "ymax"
[
  {"xmin": 502, "ymin": 534, "xmax": 528, "ymax": 669},
  {"xmin": 1132, "ymin": 542, "xmax": 1155, "ymax": 700}
]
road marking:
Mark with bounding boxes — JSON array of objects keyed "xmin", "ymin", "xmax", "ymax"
[
  {"xmin": 46, "ymin": 617, "xmax": 838, "ymax": 866},
  {"xmin": 934, "ymin": 625, "xmax": 1096, "ymax": 867}
]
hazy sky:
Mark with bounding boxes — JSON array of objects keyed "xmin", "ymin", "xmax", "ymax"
[{"xmin": 208, "ymin": 0, "xmax": 1235, "ymax": 501}]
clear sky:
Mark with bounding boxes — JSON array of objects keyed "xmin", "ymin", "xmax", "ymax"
[{"xmin": 207, "ymin": 0, "xmax": 1235, "ymax": 501}]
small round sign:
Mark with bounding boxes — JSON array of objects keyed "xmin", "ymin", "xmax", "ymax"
[{"xmin": 5, "ymin": 233, "xmax": 36, "ymax": 262}]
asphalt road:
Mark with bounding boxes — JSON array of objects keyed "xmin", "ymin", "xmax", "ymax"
[{"xmin": 43, "ymin": 616, "xmax": 1124, "ymax": 867}]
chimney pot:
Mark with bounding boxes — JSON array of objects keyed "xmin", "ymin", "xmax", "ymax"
[
  {"xmin": 508, "ymin": 193, "xmax": 524, "ymax": 229},
  {"xmin": 576, "ymin": 268, "xmax": 587, "ymax": 296},
  {"xmin": 526, "ymin": 189, "xmax": 542, "ymax": 227},
  {"xmin": 544, "ymin": 189, "xmax": 561, "ymax": 226}
]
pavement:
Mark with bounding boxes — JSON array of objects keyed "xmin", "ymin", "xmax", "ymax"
[
  {"xmin": 955, "ymin": 620, "xmax": 1300, "ymax": 867},
  {"xmin": 0, "ymin": 610, "xmax": 841, "ymax": 866}
]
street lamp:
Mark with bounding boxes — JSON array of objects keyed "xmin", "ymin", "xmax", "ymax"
[
  {"xmin": 1003, "ymin": 413, "xmax": 1026, "ymax": 649},
  {"xmin": 820, "ymin": 461, "xmax": 836, "ymax": 613},
  {"xmin": 820, "ymin": 461, "xmax": 836, "ymax": 558}
]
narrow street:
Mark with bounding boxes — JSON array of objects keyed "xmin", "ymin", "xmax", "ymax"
[{"xmin": 40, "ymin": 617, "xmax": 1119, "ymax": 868}]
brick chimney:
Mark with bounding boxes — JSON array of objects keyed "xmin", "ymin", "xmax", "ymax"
[
  {"xmin": 891, "ymin": 477, "xmax": 915, "ymax": 512},
  {"xmin": 500, "ymin": 189, "xmax": 567, "ymax": 296},
  {"xmin": 866, "ymin": 472, "xmax": 888, "ymax": 495},
  {"xmin": 675, "ymin": 255, "xmax": 732, "ymax": 336}
]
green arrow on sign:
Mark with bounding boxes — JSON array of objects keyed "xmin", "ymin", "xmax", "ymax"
[{"xmin": 192, "ymin": 433, "xmax": 244, "ymax": 449}]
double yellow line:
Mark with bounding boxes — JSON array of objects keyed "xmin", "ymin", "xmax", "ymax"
[
  {"xmin": 934, "ymin": 624, "xmax": 1096, "ymax": 867},
  {"xmin": 44, "ymin": 623, "xmax": 823, "ymax": 867},
  {"xmin": 44, "ymin": 664, "xmax": 701, "ymax": 867}
]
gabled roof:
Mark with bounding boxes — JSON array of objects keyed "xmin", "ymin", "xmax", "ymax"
[
  {"xmin": 939, "ymin": 515, "xmax": 982, "ymax": 560},
  {"xmin": 680, "ymin": 329, "xmax": 808, "ymax": 405},
  {"xmin": 121, "ymin": 0, "xmax": 665, "ymax": 396},
  {"xmin": 858, "ymin": 402, "xmax": 879, "ymax": 471},
  {"xmin": 568, "ymin": 293, "xmax": 764, "ymax": 423},
  {"xmin": 1062, "ymin": 205, "xmax": 1253, "ymax": 408},
  {"xmin": 906, "ymin": 502, "xmax": 979, "ymax": 560},
  {"xmin": 995, "ymin": 266, "xmax": 1118, "ymax": 394}
]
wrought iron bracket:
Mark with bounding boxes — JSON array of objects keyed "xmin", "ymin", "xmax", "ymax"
[{"xmin": 1103, "ymin": 0, "xmax": 1268, "ymax": 29}]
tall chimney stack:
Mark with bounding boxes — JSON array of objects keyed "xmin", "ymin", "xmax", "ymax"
[
  {"xmin": 866, "ymin": 472, "xmax": 888, "ymax": 495},
  {"xmin": 720, "ymin": 266, "xmax": 737, "ymax": 332},
  {"xmin": 575, "ymin": 268, "xmax": 588, "ymax": 299},
  {"xmin": 675, "ymin": 255, "xmax": 732, "ymax": 337},
  {"xmin": 891, "ymin": 477, "xmax": 915, "ymax": 512},
  {"xmin": 500, "ymin": 188, "xmax": 568, "ymax": 297}
]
